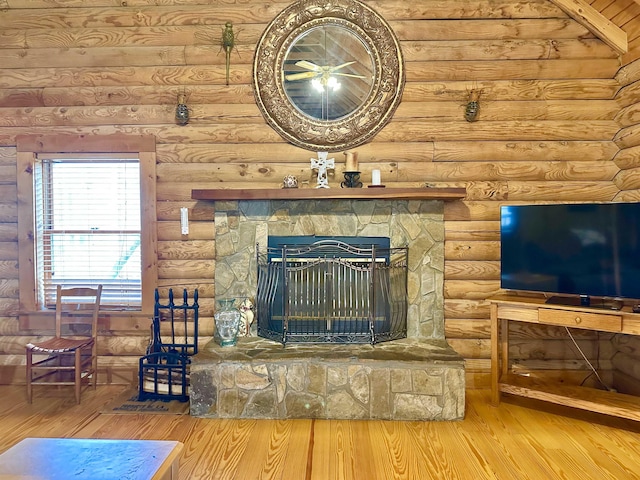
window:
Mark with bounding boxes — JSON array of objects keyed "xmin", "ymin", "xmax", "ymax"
[
  {"xmin": 34, "ymin": 155, "xmax": 142, "ymax": 307},
  {"xmin": 17, "ymin": 134, "xmax": 157, "ymax": 313}
]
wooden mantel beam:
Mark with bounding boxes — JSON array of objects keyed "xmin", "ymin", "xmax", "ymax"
[
  {"xmin": 191, "ymin": 187, "xmax": 467, "ymax": 202},
  {"xmin": 550, "ymin": 0, "xmax": 627, "ymax": 54}
]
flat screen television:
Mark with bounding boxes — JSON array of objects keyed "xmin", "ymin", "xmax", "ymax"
[{"xmin": 500, "ymin": 202, "xmax": 640, "ymax": 308}]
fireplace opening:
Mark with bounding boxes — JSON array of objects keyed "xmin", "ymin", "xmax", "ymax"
[{"xmin": 256, "ymin": 236, "xmax": 408, "ymax": 344}]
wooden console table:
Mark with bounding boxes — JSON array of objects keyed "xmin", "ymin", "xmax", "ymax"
[
  {"xmin": 490, "ymin": 294, "xmax": 640, "ymax": 421},
  {"xmin": 0, "ymin": 438, "xmax": 183, "ymax": 479}
]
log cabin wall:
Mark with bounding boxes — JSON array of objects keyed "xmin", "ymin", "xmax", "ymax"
[
  {"xmin": 0, "ymin": 0, "xmax": 637, "ymax": 387},
  {"xmin": 610, "ymin": 57, "xmax": 640, "ymax": 394},
  {"xmin": 614, "ymin": 58, "xmax": 640, "ymax": 201}
]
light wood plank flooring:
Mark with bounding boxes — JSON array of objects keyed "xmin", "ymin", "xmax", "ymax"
[{"xmin": 1, "ymin": 385, "xmax": 639, "ymax": 479}]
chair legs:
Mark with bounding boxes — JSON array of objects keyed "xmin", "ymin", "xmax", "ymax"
[
  {"xmin": 26, "ymin": 347, "xmax": 96, "ymax": 404},
  {"xmin": 26, "ymin": 348, "xmax": 33, "ymax": 404},
  {"xmin": 92, "ymin": 346, "xmax": 98, "ymax": 390},
  {"xmin": 75, "ymin": 349, "xmax": 82, "ymax": 404}
]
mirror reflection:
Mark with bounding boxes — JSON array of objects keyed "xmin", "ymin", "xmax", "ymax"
[
  {"xmin": 283, "ymin": 26, "xmax": 374, "ymax": 121},
  {"xmin": 252, "ymin": 0, "xmax": 404, "ymax": 152}
]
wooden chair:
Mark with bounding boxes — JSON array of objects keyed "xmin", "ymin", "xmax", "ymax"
[{"xmin": 26, "ymin": 285, "xmax": 102, "ymax": 404}]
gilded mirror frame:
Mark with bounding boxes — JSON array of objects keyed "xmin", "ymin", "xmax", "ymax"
[{"xmin": 253, "ymin": 0, "xmax": 405, "ymax": 152}]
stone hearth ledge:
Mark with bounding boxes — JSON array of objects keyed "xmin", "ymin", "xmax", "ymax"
[{"xmin": 190, "ymin": 337, "xmax": 465, "ymax": 421}]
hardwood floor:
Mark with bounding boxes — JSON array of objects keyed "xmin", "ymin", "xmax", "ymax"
[{"xmin": 1, "ymin": 385, "xmax": 639, "ymax": 479}]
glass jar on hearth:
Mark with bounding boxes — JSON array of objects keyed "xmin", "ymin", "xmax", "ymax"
[{"xmin": 214, "ymin": 298, "xmax": 241, "ymax": 347}]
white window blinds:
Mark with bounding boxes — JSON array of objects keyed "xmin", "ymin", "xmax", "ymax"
[{"xmin": 34, "ymin": 155, "xmax": 142, "ymax": 308}]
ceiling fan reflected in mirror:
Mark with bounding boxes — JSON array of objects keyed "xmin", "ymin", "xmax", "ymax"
[{"xmin": 284, "ymin": 60, "xmax": 367, "ymax": 90}]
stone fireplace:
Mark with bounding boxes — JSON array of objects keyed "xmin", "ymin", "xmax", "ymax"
[
  {"xmin": 213, "ymin": 196, "xmax": 447, "ymax": 338},
  {"xmin": 189, "ymin": 188, "xmax": 466, "ymax": 420}
]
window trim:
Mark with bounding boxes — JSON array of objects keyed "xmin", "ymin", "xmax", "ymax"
[{"xmin": 17, "ymin": 134, "xmax": 157, "ymax": 315}]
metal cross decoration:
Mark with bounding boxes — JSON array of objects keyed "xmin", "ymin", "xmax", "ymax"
[{"xmin": 310, "ymin": 152, "xmax": 334, "ymax": 188}]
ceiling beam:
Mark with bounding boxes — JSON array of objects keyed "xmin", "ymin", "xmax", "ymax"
[{"xmin": 550, "ymin": 0, "xmax": 627, "ymax": 54}]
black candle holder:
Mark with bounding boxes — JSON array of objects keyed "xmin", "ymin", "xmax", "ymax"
[{"xmin": 341, "ymin": 171, "xmax": 363, "ymax": 188}]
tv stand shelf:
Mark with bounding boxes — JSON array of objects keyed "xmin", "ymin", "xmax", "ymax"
[{"xmin": 490, "ymin": 294, "xmax": 640, "ymax": 421}]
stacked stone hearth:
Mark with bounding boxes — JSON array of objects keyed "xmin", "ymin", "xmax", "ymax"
[{"xmin": 190, "ymin": 198, "xmax": 465, "ymax": 420}]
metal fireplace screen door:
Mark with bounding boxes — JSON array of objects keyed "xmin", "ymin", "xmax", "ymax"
[{"xmin": 256, "ymin": 238, "xmax": 408, "ymax": 345}]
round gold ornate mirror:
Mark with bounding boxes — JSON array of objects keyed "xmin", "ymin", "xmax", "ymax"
[{"xmin": 253, "ymin": 0, "xmax": 405, "ymax": 153}]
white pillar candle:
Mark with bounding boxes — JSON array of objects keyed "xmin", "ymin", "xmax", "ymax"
[{"xmin": 371, "ymin": 169, "xmax": 381, "ymax": 185}]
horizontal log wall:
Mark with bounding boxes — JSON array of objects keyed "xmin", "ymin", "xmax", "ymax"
[
  {"xmin": 0, "ymin": 0, "xmax": 631, "ymax": 386},
  {"xmin": 609, "ymin": 58, "xmax": 640, "ymax": 394}
]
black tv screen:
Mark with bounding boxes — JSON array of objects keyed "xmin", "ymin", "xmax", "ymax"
[{"xmin": 500, "ymin": 203, "xmax": 640, "ymax": 302}]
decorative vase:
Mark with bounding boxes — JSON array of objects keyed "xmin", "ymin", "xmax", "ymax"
[
  {"xmin": 214, "ymin": 298, "xmax": 241, "ymax": 346},
  {"xmin": 282, "ymin": 175, "xmax": 298, "ymax": 188}
]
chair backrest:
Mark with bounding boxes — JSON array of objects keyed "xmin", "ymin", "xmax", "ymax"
[{"xmin": 55, "ymin": 285, "xmax": 102, "ymax": 339}]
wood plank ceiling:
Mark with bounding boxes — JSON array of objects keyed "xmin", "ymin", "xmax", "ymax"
[{"xmin": 572, "ymin": 0, "xmax": 640, "ymax": 63}]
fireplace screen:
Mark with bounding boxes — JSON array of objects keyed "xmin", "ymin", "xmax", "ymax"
[{"xmin": 256, "ymin": 237, "xmax": 408, "ymax": 344}]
